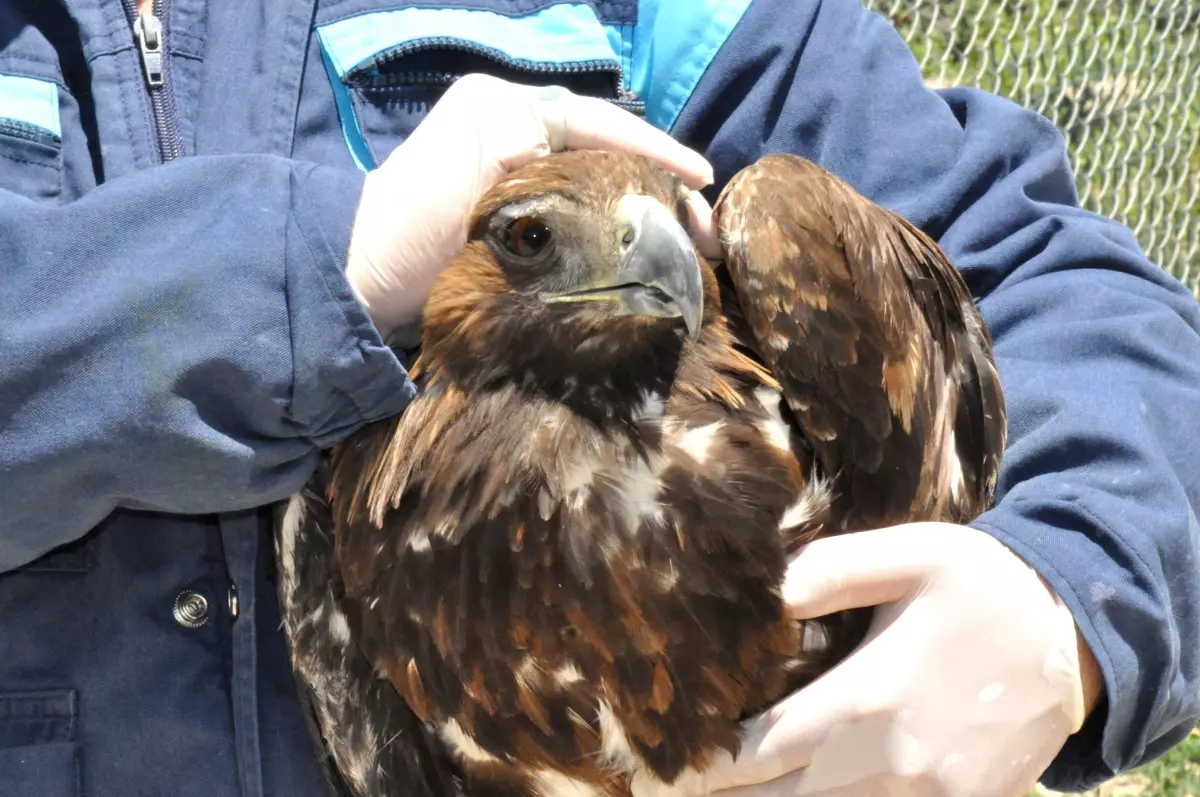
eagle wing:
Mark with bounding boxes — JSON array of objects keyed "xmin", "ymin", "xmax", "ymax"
[
  {"xmin": 714, "ymin": 153, "xmax": 1006, "ymax": 534},
  {"xmin": 274, "ymin": 464, "xmax": 465, "ymax": 797}
]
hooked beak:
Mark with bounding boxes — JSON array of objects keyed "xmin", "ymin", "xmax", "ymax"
[{"xmin": 542, "ymin": 195, "xmax": 704, "ymax": 339}]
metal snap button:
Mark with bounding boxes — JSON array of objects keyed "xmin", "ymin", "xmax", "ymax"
[
  {"xmin": 173, "ymin": 590, "xmax": 210, "ymax": 629},
  {"xmin": 228, "ymin": 586, "xmax": 239, "ymax": 621}
]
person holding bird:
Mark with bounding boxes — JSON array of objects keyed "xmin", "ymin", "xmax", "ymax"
[{"xmin": 0, "ymin": 1, "xmax": 1197, "ymax": 797}]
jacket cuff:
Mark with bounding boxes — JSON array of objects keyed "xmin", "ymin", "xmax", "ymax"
[
  {"xmin": 284, "ymin": 161, "xmax": 416, "ymax": 444},
  {"xmin": 968, "ymin": 498, "xmax": 1164, "ymax": 792}
]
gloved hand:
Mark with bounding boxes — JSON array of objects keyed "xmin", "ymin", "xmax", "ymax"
[
  {"xmin": 344, "ymin": 73, "xmax": 715, "ymax": 337},
  {"xmin": 695, "ymin": 522, "xmax": 1104, "ymax": 797}
]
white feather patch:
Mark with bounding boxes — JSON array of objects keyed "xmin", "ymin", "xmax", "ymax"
[
  {"xmin": 531, "ymin": 770, "xmax": 603, "ymax": 797},
  {"xmin": 779, "ymin": 476, "xmax": 833, "ymax": 531},
  {"xmin": 596, "ymin": 701, "xmax": 639, "ymax": 776},
  {"xmin": 753, "ymin": 387, "xmax": 792, "ymax": 455},
  {"xmin": 328, "ymin": 607, "xmax": 352, "ymax": 645},
  {"xmin": 593, "ymin": 702, "xmax": 709, "ymax": 797},
  {"xmin": 675, "ymin": 422, "xmax": 723, "ymax": 465},
  {"xmin": 408, "ymin": 529, "xmax": 431, "ymax": 553},
  {"xmin": 440, "ymin": 719, "xmax": 502, "ymax": 765},
  {"xmin": 947, "ymin": 430, "xmax": 965, "ymax": 501},
  {"xmin": 613, "ymin": 457, "xmax": 664, "ymax": 527},
  {"xmin": 633, "ymin": 391, "xmax": 666, "ymax": 424},
  {"xmin": 554, "ymin": 662, "xmax": 585, "ymax": 686},
  {"xmin": 277, "ymin": 493, "xmax": 306, "ymax": 601}
]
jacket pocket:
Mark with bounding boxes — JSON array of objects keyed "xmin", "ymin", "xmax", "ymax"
[
  {"xmin": 315, "ymin": 4, "xmax": 643, "ymax": 170},
  {"xmin": 0, "ymin": 72, "xmax": 64, "ymax": 202},
  {"xmin": 0, "ymin": 691, "xmax": 81, "ymax": 797}
]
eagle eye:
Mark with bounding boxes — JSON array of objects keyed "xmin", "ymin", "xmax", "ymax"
[{"xmin": 503, "ymin": 217, "xmax": 553, "ymax": 259}]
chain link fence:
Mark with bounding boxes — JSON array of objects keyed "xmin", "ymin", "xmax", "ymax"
[{"xmin": 864, "ymin": 0, "xmax": 1200, "ymax": 297}]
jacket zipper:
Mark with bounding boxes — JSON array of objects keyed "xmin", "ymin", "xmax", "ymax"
[
  {"xmin": 346, "ymin": 37, "xmax": 647, "ymax": 116},
  {"xmin": 123, "ymin": 0, "xmax": 183, "ymax": 161}
]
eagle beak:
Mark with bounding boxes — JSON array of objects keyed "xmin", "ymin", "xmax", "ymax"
[
  {"xmin": 542, "ymin": 195, "xmax": 704, "ymax": 339},
  {"xmin": 613, "ymin": 195, "xmax": 704, "ymax": 339}
]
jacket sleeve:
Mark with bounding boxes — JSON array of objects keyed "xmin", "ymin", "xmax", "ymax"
[
  {"xmin": 660, "ymin": 0, "xmax": 1200, "ymax": 789},
  {"xmin": 0, "ymin": 154, "xmax": 416, "ymax": 573}
]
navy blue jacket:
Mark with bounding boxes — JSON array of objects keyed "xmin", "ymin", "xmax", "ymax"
[{"xmin": 1, "ymin": 1, "xmax": 1198, "ymax": 795}]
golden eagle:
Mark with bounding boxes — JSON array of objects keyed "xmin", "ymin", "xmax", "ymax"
[{"xmin": 275, "ymin": 150, "xmax": 1007, "ymax": 797}]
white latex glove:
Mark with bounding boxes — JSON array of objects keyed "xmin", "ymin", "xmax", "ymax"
[
  {"xmin": 694, "ymin": 522, "xmax": 1103, "ymax": 797},
  {"xmin": 344, "ymin": 73, "xmax": 715, "ymax": 337}
]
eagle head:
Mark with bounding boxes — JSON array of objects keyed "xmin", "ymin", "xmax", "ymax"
[{"xmin": 418, "ymin": 150, "xmax": 709, "ymax": 414}]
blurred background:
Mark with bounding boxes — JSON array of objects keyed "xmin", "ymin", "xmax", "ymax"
[
  {"xmin": 864, "ymin": 0, "xmax": 1200, "ymax": 300},
  {"xmin": 864, "ymin": 6, "xmax": 1200, "ymax": 794}
]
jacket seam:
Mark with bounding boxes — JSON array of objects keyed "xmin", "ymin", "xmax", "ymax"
[
  {"xmin": 0, "ymin": 151, "xmax": 61, "ymax": 170},
  {"xmin": 268, "ymin": 0, "xmax": 318, "ymax": 157},
  {"xmin": 90, "ymin": 0, "xmax": 140, "ymax": 169},
  {"xmin": 0, "ymin": 52, "xmax": 67, "ymax": 78},
  {"xmin": 279, "ymin": 199, "xmax": 305, "ymax": 446},
  {"xmin": 67, "ymin": 692, "xmax": 77, "ymax": 741}
]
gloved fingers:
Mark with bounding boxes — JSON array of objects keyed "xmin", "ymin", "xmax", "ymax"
[
  {"xmin": 400, "ymin": 73, "xmax": 713, "ymax": 191},
  {"xmin": 684, "ymin": 189, "xmax": 723, "ymax": 261},
  {"xmin": 527, "ymin": 85, "xmax": 573, "ymax": 153},
  {"xmin": 708, "ymin": 764, "xmax": 963, "ymax": 797},
  {"xmin": 693, "ymin": 644, "xmax": 893, "ymax": 793},
  {"xmin": 706, "ymin": 758, "xmax": 896, "ymax": 797},
  {"xmin": 707, "ymin": 764, "xmax": 812, "ymax": 797},
  {"xmin": 781, "ymin": 526, "xmax": 947, "ymax": 620},
  {"xmin": 523, "ymin": 83, "xmax": 714, "ymax": 189},
  {"xmin": 698, "ymin": 525, "xmax": 1096, "ymax": 797}
]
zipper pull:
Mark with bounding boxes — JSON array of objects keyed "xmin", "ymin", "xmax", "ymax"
[{"xmin": 133, "ymin": 12, "xmax": 165, "ymax": 89}]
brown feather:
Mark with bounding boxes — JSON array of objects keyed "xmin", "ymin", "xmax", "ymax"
[
  {"xmin": 649, "ymin": 660, "xmax": 674, "ymax": 714},
  {"xmin": 714, "ymin": 152, "xmax": 1006, "ymax": 531},
  {"xmin": 405, "ymin": 659, "xmax": 430, "ymax": 723}
]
